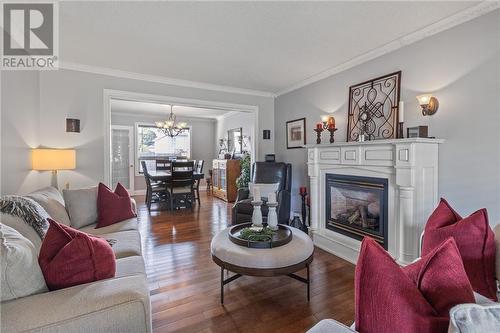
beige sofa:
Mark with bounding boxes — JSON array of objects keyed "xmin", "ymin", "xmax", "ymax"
[{"xmin": 0, "ymin": 187, "xmax": 151, "ymax": 333}]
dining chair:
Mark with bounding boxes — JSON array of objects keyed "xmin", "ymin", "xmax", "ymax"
[
  {"xmin": 155, "ymin": 159, "xmax": 171, "ymax": 171},
  {"xmin": 167, "ymin": 161, "xmax": 195, "ymax": 210},
  {"xmin": 193, "ymin": 160, "xmax": 204, "ymax": 205},
  {"xmin": 141, "ymin": 160, "xmax": 168, "ymax": 210}
]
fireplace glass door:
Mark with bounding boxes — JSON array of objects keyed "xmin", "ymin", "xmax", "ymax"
[{"xmin": 325, "ymin": 174, "xmax": 388, "ymax": 249}]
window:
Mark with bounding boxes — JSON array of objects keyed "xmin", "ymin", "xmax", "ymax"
[{"xmin": 136, "ymin": 124, "xmax": 191, "ymax": 174}]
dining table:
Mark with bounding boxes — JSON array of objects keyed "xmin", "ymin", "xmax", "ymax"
[{"xmin": 148, "ymin": 170, "xmax": 205, "ymax": 182}]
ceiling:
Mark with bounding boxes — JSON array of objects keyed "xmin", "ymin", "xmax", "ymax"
[
  {"xmin": 110, "ymin": 99, "xmax": 231, "ymax": 119},
  {"xmin": 60, "ymin": 1, "xmax": 484, "ymax": 94}
]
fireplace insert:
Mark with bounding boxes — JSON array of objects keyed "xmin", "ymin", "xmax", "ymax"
[{"xmin": 325, "ymin": 174, "xmax": 388, "ymax": 249}]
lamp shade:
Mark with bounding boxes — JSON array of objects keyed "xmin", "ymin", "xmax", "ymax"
[
  {"xmin": 416, "ymin": 94, "xmax": 433, "ymax": 106},
  {"xmin": 32, "ymin": 149, "xmax": 76, "ymax": 171}
]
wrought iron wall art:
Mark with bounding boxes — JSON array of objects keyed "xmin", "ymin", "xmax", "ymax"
[{"xmin": 347, "ymin": 71, "xmax": 401, "ymax": 142}]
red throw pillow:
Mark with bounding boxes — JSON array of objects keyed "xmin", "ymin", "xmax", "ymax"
[
  {"xmin": 422, "ymin": 198, "xmax": 497, "ymax": 301},
  {"xmin": 355, "ymin": 237, "xmax": 474, "ymax": 333},
  {"xmin": 38, "ymin": 219, "xmax": 116, "ymax": 290},
  {"xmin": 97, "ymin": 182, "xmax": 136, "ymax": 228}
]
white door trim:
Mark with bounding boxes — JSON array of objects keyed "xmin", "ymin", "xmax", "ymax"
[
  {"xmin": 103, "ymin": 89, "xmax": 259, "ymax": 187},
  {"xmin": 111, "ymin": 125, "xmax": 135, "ymax": 192}
]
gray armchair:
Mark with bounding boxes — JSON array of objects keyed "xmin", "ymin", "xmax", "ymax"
[{"xmin": 232, "ymin": 162, "xmax": 292, "ymax": 225}]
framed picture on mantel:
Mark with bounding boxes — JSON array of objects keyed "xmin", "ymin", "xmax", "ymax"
[{"xmin": 286, "ymin": 117, "xmax": 306, "ymax": 149}]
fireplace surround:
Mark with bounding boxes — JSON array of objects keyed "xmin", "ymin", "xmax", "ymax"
[{"xmin": 306, "ymin": 138, "xmax": 443, "ymax": 265}]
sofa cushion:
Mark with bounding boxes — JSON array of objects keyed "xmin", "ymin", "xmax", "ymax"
[
  {"xmin": 79, "ymin": 218, "xmax": 138, "ymax": 235},
  {"xmin": 306, "ymin": 319, "xmax": 357, "ymax": 333},
  {"xmin": 63, "ymin": 186, "xmax": 98, "ymax": 229},
  {"xmin": 355, "ymin": 237, "xmax": 474, "ymax": 333},
  {"xmin": 27, "ymin": 186, "xmax": 71, "ymax": 226},
  {"xmin": 0, "ymin": 275, "xmax": 151, "ymax": 333},
  {"xmin": 99, "ymin": 230, "xmax": 142, "ymax": 259},
  {"xmin": 449, "ymin": 303, "xmax": 500, "ymax": 333},
  {"xmin": 1, "ymin": 224, "xmax": 47, "ymax": 301},
  {"xmin": 422, "ymin": 198, "xmax": 497, "ymax": 301},
  {"xmin": 0, "ymin": 212, "xmax": 44, "ymax": 251},
  {"xmin": 39, "ymin": 219, "xmax": 116, "ymax": 290},
  {"xmin": 116, "ymin": 256, "xmax": 146, "ymax": 277},
  {"xmin": 97, "ymin": 183, "xmax": 136, "ymax": 228},
  {"xmin": 402, "ymin": 238, "xmax": 475, "ymax": 316}
]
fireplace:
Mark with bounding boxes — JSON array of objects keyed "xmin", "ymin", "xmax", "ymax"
[{"xmin": 325, "ymin": 174, "xmax": 388, "ymax": 249}]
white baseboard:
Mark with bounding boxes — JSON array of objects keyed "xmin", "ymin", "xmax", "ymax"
[{"xmin": 312, "ymin": 230, "xmax": 360, "ymax": 265}]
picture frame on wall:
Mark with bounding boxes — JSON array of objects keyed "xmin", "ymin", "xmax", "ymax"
[{"xmin": 286, "ymin": 117, "xmax": 306, "ymax": 149}]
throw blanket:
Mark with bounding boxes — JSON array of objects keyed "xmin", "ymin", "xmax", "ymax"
[
  {"xmin": 0, "ymin": 195, "xmax": 117, "ymax": 247},
  {"xmin": 0, "ymin": 195, "xmax": 49, "ymax": 239}
]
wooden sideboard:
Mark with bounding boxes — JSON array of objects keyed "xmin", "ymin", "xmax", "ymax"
[{"xmin": 212, "ymin": 159, "xmax": 241, "ymax": 202}]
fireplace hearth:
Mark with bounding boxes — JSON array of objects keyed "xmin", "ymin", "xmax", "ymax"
[{"xmin": 326, "ymin": 174, "xmax": 388, "ymax": 249}]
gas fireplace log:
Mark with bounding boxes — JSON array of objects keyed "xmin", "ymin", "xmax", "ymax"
[{"xmin": 360, "ymin": 205, "xmax": 369, "ymax": 228}]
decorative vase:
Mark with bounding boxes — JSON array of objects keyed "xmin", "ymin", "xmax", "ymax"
[
  {"xmin": 290, "ymin": 213, "xmax": 307, "ymax": 233},
  {"xmin": 267, "ymin": 202, "xmax": 279, "ymax": 230},
  {"xmin": 251, "ymin": 200, "xmax": 263, "ymax": 227}
]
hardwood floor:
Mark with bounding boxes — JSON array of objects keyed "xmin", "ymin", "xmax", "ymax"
[{"xmin": 135, "ymin": 191, "xmax": 355, "ymax": 333}]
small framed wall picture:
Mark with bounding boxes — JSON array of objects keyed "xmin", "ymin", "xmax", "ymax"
[
  {"xmin": 407, "ymin": 126, "xmax": 428, "ymax": 138},
  {"xmin": 286, "ymin": 117, "xmax": 306, "ymax": 149}
]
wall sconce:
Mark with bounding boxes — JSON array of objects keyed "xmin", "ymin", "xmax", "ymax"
[
  {"xmin": 66, "ymin": 118, "xmax": 80, "ymax": 132},
  {"xmin": 320, "ymin": 115, "xmax": 335, "ymax": 130},
  {"xmin": 416, "ymin": 94, "xmax": 439, "ymax": 116},
  {"xmin": 315, "ymin": 115, "xmax": 337, "ymax": 144}
]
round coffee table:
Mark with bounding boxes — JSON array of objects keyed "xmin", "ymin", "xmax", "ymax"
[{"xmin": 210, "ymin": 226, "xmax": 314, "ymax": 304}]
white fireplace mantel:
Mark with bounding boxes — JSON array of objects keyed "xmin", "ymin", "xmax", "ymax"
[{"xmin": 306, "ymin": 138, "xmax": 444, "ymax": 265}]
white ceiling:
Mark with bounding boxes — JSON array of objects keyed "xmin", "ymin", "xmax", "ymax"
[
  {"xmin": 110, "ymin": 99, "xmax": 231, "ymax": 119},
  {"xmin": 60, "ymin": 1, "xmax": 484, "ymax": 94}
]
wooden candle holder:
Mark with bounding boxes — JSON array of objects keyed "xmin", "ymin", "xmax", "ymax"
[
  {"xmin": 327, "ymin": 128, "xmax": 338, "ymax": 143},
  {"xmin": 314, "ymin": 128, "xmax": 323, "ymax": 144}
]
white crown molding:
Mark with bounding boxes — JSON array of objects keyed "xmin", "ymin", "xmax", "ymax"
[
  {"xmin": 111, "ymin": 110, "xmax": 217, "ymax": 122},
  {"xmin": 58, "ymin": 61, "xmax": 276, "ymax": 98},
  {"xmin": 276, "ymin": 1, "xmax": 500, "ymax": 96},
  {"xmin": 215, "ymin": 110, "xmax": 242, "ymax": 121}
]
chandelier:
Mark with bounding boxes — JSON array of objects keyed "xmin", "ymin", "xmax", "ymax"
[{"xmin": 155, "ymin": 105, "xmax": 188, "ymax": 137}]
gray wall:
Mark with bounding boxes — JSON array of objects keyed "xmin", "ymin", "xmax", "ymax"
[
  {"xmin": 1, "ymin": 71, "xmax": 42, "ymax": 195},
  {"xmin": 215, "ymin": 112, "xmax": 255, "ymax": 157},
  {"xmin": 275, "ymin": 11, "xmax": 500, "ymax": 223},
  {"xmin": 111, "ymin": 112, "xmax": 216, "ymax": 191},
  {"xmin": 1, "ymin": 68, "xmax": 274, "ymax": 194}
]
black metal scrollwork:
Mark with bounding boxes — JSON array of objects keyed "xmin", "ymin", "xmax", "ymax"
[{"xmin": 347, "ymin": 71, "xmax": 401, "ymax": 142}]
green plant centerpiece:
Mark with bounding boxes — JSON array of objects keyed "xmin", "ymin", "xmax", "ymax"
[
  {"xmin": 236, "ymin": 152, "xmax": 251, "ymax": 189},
  {"xmin": 239, "ymin": 226, "xmax": 277, "ymax": 242}
]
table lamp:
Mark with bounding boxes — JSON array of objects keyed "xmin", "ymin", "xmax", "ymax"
[{"xmin": 32, "ymin": 149, "xmax": 76, "ymax": 188}]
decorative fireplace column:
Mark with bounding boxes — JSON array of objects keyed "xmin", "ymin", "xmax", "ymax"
[{"xmin": 306, "ymin": 138, "xmax": 444, "ymax": 265}]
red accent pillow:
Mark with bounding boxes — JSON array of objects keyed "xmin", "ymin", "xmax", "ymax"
[
  {"xmin": 38, "ymin": 219, "xmax": 116, "ymax": 290},
  {"xmin": 97, "ymin": 183, "xmax": 136, "ymax": 228},
  {"xmin": 422, "ymin": 198, "xmax": 497, "ymax": 301},
  {"xmin": 355, "ymin": 237, "xmax": 474, "ymax": 333}
]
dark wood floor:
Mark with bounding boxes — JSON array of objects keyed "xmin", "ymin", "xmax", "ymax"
[{"xmin": 134, "ymin": 192, "xmax": 355, "ymax": 333}]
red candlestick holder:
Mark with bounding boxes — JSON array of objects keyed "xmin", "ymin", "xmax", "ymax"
[
  {"xmin": 327, "ymin": 127, "xmax": 338, "ymax": 143},
  {"xmin": 314, "ymin": 128, "xmax": 323, "ymax": 144}
]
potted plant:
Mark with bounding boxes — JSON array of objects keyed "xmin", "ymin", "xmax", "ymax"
[{"xmin": 236, "ymin": 152, "xmax": 251, "ymax": 189}]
